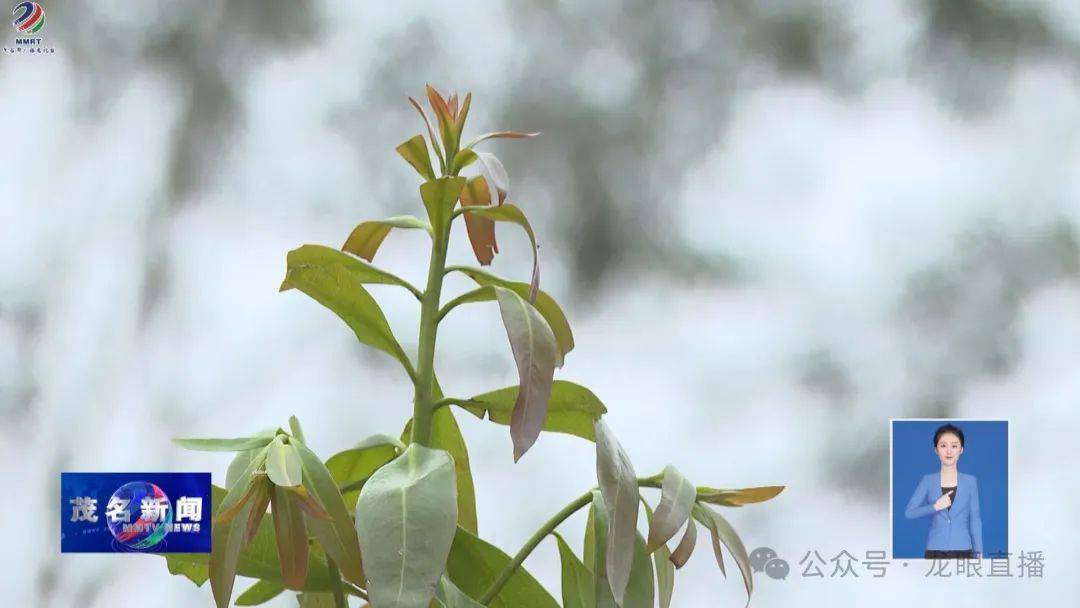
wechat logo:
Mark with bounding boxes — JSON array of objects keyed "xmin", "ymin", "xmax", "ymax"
[{"xmin": 750, "ymin": 546, "xmax": 790, "ymax": 581}]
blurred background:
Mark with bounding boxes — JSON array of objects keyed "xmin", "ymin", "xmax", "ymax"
[{"xmin": 2, "ymin": 0, "xmax": 1078, "ymax": 605}]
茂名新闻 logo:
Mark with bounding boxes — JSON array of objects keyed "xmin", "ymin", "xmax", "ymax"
[
  {"xmin": 61, "ymin": 472, "xmax": 211, "ymax": 553},
  {"xmin": 12, "ymin": 2, "xmax": 45, "ymax": 35}
]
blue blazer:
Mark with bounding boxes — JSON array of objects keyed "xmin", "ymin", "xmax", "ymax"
[{"xmin": 904, "ymin": 471, "xmax": 983, "ymax": 555}]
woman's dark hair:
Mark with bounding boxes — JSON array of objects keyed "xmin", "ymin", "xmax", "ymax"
[{"xmin": 933, "ymin": 423, "xmax": 965, "ymax": 448}]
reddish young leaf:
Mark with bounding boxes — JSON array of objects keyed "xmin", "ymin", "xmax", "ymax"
[
  {"xmin": 669, "ymin": 518, "xmax": 698, "ymax": 569},
  {"xmin": 427, "ymin": 84, "xmax": 457, "ymax": 154},
  {"xmin": 214, "ymin": 474, "xmax": 263, "ymax": 525},
  {"xmin": 459, "ymin": 176, "xmax": 499, "ymax": 266},
  {"xmin": 453, "ymin": 92, "xmax": 472, "ymax": 141},
  {"xmin": 270, "ymin": 485, "xmax": 309, "ymax": 590},
  {"xmin": 696, "ymin": 486, "xmax": 785, "ymax": 507},
  {"xmin": 409, "ymin": 96, "xmax": 445, "ymax": 172},
  {"xmin": 242, "ymin": 477, "xmax": 271, "ymax": 546},
  {"xmin": 284, "ymin": 485, "xmax": 332, "ymax": 521},
  {"xmin": 447, "ymin": 92, "xmax": 459, "ymax": 119},
  {"xmin": 465, "ymin": 130, "xmax": 541, "ymax": 149}
]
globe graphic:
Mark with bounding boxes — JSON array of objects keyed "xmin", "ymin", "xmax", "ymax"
[{"xmin": 106, "ymin": 481, "xmax": 172, "ymax": 549}]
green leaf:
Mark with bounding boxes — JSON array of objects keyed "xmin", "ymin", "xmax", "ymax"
[
  {"xmin": 339, "ymin": 216, "xmax": 434, "ymax": 264},
  {"xmin": 593, "ymin": 420, "xmax": 639, "ymax": 605},
  {"xmin": 266, "ymin": 436, "xmax": 303, "ymax": 487},
  {"xmin": 436, "ymin": 576, "xmax": 486, "ymax": 608},
  {"xmin": 172, "ymin": 436, "xmax": 274, "ymax": 452},
  {"xmin": 355, "ymin": 433, "xmax": 407, "ymax": 451},
  {"xmin": 397, "ymin": 133, "xmax": 436, "ymax": 181},
  {"xmin": 421, "ymin": 176, "xmax": 466, "ymax": 234},
  {"xmin": 696, "ymin": 485, "xmax": 785, "ymax": 507},
  {"xmin": 446, "ymin": 526, "xmax": 560, "ymax": 608},
  {"xmin": 445, "ymin": 265, "xmax": 574, "ymax": 364},
  {"xmin": 283, "ymin": 243, "xmax": 423, "ymax": 298},
  {"xmin": 553, "ymin": 532, "xmax": 595, "ymax": 608},
  {"xmin": 463, "ymin": 380, "xmax": 606, "ymax": 441},
  {"xmin": 692, "ymin": 503, "xmax": 753, "ymax": 604},
  {"xmin": 288, "ymin": 416, "xmax": 306, "ymax": 443},
  {"xmin": 226, "ymin": 448, "xmax": 260, "ymax": 491},
  {"xmin": 293, "ymin": 440, "xmax": 367, "ymax": 587},
  {"xmin": 270, "ymin": 485, "xmax": 309, "ymax": 589},
  {"xmin": 494, "ymin": 286, "xmax": 558, "ymax": 462},
  {"xmin": 217, "ymin": 448, "xmax": 269, "ymax": 524},
  {"xmin": 583, "ymin": 491, "xmax": 616, "ymax": 608},
  {"xmin": 297, "ymin": 592, "xmax": 337, "ymax": 607},
  {"xmin": 450, "ymin": 147, "xmax": 478, "ymax": 175},
  {"xmin": 464, "ymin": 204, "xmax": 539, "ymax": 302},
  {"xmin": 642, "ymin": 502, "xmax": 675, "ymax": 608},
  {"xmin": 647, "ymin": 465, "xmax": 696, "ymax": 552},
  {"xmin": 409, "ymin": 95, "xmax": 446, "ymax": 174},
  {"xmin": 165, "ymin": 552, "xmax": 210, "ymax": 586},
  {"xmin": 355, "ymin": 444, "xmax": 458, "ymax": 608},
  {"xmin": 326, "ymin": 443, "xmax": 399, "ymax": 509},
  {"xmin": 235, "ymin": 580, "xmax": 285, "ymax": 606},
  {"xmin": 623, "ymin": 533, "xmax": 655, "ymax": 608},
  {"xmin": 281, "ymin": 245, "xmax": 414, "ymax": 376},
  {"xmin": 401, "ymin": 384, "xmax": 478, "ymax": 534},
  {"xmin": 210, "ymin": 494, "xmax": 253, "ymax": 607}
]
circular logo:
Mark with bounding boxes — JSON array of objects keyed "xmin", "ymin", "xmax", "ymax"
[
  {"xmin": 107, "ymin": 481, "xmax": 173, "ymax": 549},
  {"xmin": 12, "ymin": 2, "xmax": 45, "ymax": 35}
]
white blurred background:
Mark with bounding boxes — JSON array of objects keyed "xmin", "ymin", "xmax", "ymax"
[{"xmin": 1, "ymin": 0, "xmax": 1077, "ymax": 605}]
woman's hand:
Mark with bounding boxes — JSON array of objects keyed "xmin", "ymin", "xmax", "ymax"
[{"xmin": 933, "ymin": 493, "xmax": 952, "ymax": 511}]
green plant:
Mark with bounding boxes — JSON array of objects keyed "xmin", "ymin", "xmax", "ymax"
[{"xmin": 164, "ymin": 86, "xmax": 783, "ymax": 608}]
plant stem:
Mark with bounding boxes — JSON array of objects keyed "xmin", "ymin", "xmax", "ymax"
[
  {"xmin": 343, "ymin": 582, "xmax": 368, "ymax": 600},
  {"xmin": 477, "ymin": 475, "xmax": 666, "ymax": 604},
  {"xmin": 478, "ymin": 490, "xmax": 594, "ymax": 605},
  {"xmin": 411, "ymin": 228, "xmax": 451, "ymax": 446},
  {"xmin": 327, "ymin": 558, "xmax": 348, "ymax": 608}
]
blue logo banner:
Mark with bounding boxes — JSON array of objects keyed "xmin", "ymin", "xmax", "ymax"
[{"xmin": 61, "ymin": 472, "xmax": 212, "ymax": 553}]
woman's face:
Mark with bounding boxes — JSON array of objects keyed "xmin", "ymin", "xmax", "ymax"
[{"xmin": 935, "ymin": 432, "xmax": 963, "ymax": 466}]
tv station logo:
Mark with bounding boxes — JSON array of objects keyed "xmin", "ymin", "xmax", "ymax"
[
  {"xmin": 5, "ymin": 2, "xmax": 55, "ymax": 55},
  {"xmin": 61, "ymin": 473, "xmax": 211, "ymax": 553}
]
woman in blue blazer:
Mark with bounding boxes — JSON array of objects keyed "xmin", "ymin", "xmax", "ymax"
[{"xmin": 904, "ymin": 423, "xmax": 983, "ymax": 559}]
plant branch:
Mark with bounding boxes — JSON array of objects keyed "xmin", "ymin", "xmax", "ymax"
[
  {"xmin": 443, "ymin": 264, "xmax": 469, "ymax": 277},
  {"xmin": 432, "ymin": 397, "xmax": 483, "ymax": 412},
  {"xmin": 327, "ymin": 558, "xmax": 348, "ymax": 608},
  {"xmin": 436, "ymin": 288, "xmax": 485, "ymax": 323},
  {"xmin": 397, "ymin": 278, "xmax": 425, "ymax": 302},
  {"xmin": 477, "ymin": 475, "xmax": 667, "ymax": 604},
  {"xmin": 343, "ymin": 581, "xmax": 368, "ymax": 601},
  {"xmin": 478, "ymin": 490, "xmax": 594, "ymax": 605}
]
